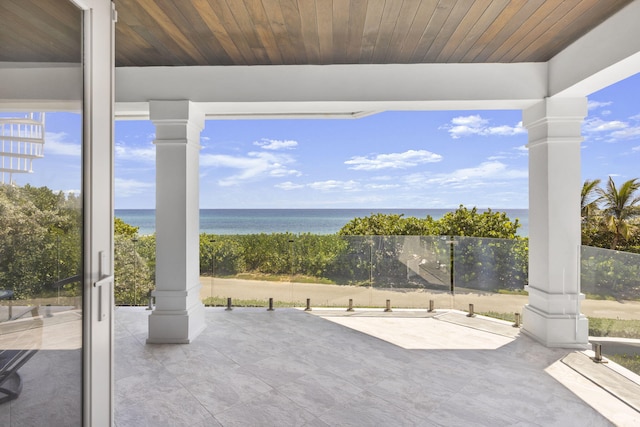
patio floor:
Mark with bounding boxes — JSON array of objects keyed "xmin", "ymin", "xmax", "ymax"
[{"xmin": 115, "ymin": 307, "xmax": 640, "ymax": 426}]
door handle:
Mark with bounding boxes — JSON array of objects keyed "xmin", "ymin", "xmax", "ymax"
[{"xmin": 93, "ymin": 275, "xmax": 113, "ymax": 322}]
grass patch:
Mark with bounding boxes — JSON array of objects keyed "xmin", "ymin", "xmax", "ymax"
[
  {"xmin": 225, "ymin": 273, "xmax": 336, "ymax": 285},
  {"xmin": 479, "ymin": 311, "xmax": 517, "ymax": 322},
  {"xmin": 496, "ymin": 289, "xmax": 528, "ymax": 296},
  {"xmin": 584, "ymin": 293, "xmax": 618, "ymax": 301},
  {"xmin": 589, "ymin": 318, "xmax": 640, "ymax": 339},
  {"xmin": 479, "ymin": 312, "xmax": 640, "ymax": 339},
  {"xmin": 202, "ymin": 296, "xmax": 299, "ymax": 308},
  {"xmin": 605, "ymin": 354, "xmax": 640, "ymax": 376}
]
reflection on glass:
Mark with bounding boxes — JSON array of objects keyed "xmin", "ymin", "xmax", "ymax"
[{"xmin": 0, "ymin": 0, "xmax": 82, "ymax": 424}]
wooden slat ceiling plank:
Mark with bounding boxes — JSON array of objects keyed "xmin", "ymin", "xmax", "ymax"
[
  {"xmin": 0, "ymin": 18, "xmax": 66, "ymax": 63},
  {"xmin": 459, "ymin": 0, "xmax": 526, "ymax": 62},
  {"xmin": 435, "ymin": 0, "xmax": 493, "ymax": 62},
  {"xmin": 1, "ymin": 0, "xmax": 79, "ymax": 58},
  {"xmin": 278, "ymin": 0, "xmax": 309, "ymax": 64},
  {"xmin": 345, "ymin": 0, "xmax": 369, "ymax": 63},
  {"xmin": 468, "ymin": 0, "xmax": 546, "ymax": 63},
  {"xmin": 0, "ymin": 16, "xmax": 77, "ymax": 63},
  {"xmin": 116, "ymin": 23, "xmax": 160, "ymax": 66},
  {"xmin": 316, "ymin": 0, "xmax": 334, "ymax": 64},
  {"xmin": 260, "ymin": 0, "xmax": 298, "ymax": 64},
  {"xmin": 154, "ymin": 0, "xmax": 233, "ymax": 65},
  {"xmin": 246, "ymin": 0, "xmax": 286, "ymax": 64},
  {"xmin": 409, "ymin": 0, "xmax": 455, "ymax": 63},
  {"xmin": 359, "ymin": 0, "xmax": 386, "ymax": 63},
  {"xmin": 441, "ymin": 0, "xmax": 510, "ymax": 63},
  {"xmin": 39, "ymin": 0, "xmax": 82, "ymax": 38},
  {"xmin": 332, "ymin": 0, "xmax": 351, "ymax": 63},
  {"xmin": 116, "ymin": 0, "xmax": 193, "ymax": 65},
  {"xmin": 203, "ymin": 0, "xmax": 258, "ymax": 65},
  {"xmin": 297, "ymin": 0, "xmax": 321, "ymax": 64},
  {"xmin": 515, "ymin": 0, "xmax": 632, "ymax": 62},
  {"xmin": 190, "ymin": 0, "xmax": 247, "ymax": 65},
  {"xmin": 384, "ymin": 0, "xmax": 423, "ymax": 63},
  {"xmin": 421, "ymin": 0, "xmax": 474, "ymax": 62},
  {"xmin": 492, "ymin": 0, "xmax": 580, "ymax": 63},
  {"xmin": 371, "ymin": 0, "xmax": 404, "ymax": 63},
  {"xmin": 223, "ymin": 0, "xmax": 270, "ymax": 64},
  {"xmin": 154, "ymin": 0, "xmax": 230, "ymax": 65},
  {"xmin": 242, "ymin": 0, "xmax": 286, "ymax": 64},
  {"xmin": 396, "ymin": 0, "xmax": 439, "ymax": 63},
  {"xmin": 0, "ymin": 33, "xmax": 34, "ymax": 62},
  {"xmin": 0, "ymin": 5, "xmax": 53, "ymax": 62},
  {"xmin": 135, "ymin": 0, "xmax": 210, "ymax": 65}
]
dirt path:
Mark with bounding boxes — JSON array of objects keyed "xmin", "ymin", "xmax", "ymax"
[{"xmin": 199, "ymin": 277, "xmax": 640, "ymax": 320}]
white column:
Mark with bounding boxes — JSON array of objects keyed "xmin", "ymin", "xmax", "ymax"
[
  {"xmin": 522, "ymin": 97, "xmax": 588, "ymax": 348},
  {"xmin": 147, "ymin": 100, "xmax": 206, "ymax": 344}
]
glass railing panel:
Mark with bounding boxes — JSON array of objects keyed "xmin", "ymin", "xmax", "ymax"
[
  {"xmin": 195, "ymin": 235, "xmax": 454, "ymax": 310},
  {"xmin": 581, "ymin": 245, "xmax": 640, "ymax": 339},
  {"xmin": 452, "ymin": 236, "xmax": 528, "ymax": 316},
  {"xmin": 364, "ymin": 235, "xmax": 452, "ymax": 309}
]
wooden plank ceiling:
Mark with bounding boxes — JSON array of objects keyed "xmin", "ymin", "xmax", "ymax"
[{"xmin": 0, "ymin": 0, "xmax": 633, "ymax": 66}]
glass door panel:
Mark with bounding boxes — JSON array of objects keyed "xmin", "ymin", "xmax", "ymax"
[{"xmin": 0, "ymin": 0, "xmax": 83, "ymax": 425}]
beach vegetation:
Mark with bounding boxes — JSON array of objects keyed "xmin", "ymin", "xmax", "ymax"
[{"xmin": 0, "ymin": 184, "xmax": 81, "ymax": 299}]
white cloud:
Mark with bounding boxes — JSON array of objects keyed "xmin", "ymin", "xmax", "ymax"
[
  {"xmin": 407, "ymin": 161, "xmax": 527, "ymax": 190},
  {"xmin": 583, "ymin": 118, "xmax": 627, "ymax": 132},
  {"xmin": 308, "ymin": 180, "xmax": 360, "ymax": 191},
  {"xmin": 275, "ymin": 181, "xmax": 305, "ymax": 190},
  {"xmin": 44, "ymin": 132, "xmax": 81, "ymax": 156},
  {"xmin": 587, "ymin": 100, "xmax": 612, "ymax": 110},
  {"xmin": 609, "ymin": 126, "xmax": 640, "ymax": 140},
  {"xmin": 201, "ymin": 151, "xmax": 300, "ymax": 186},
  {"xmin": 365, "ymin": 184, "xmax": 400, "ymax": 190},
  {"xmin": 632, "ymin": 146, "xmax": 640, "ymax": 152},
  {"xmin": 442, "ymin": 115, "xmax": 525, "ymax": 139},
  {"xmin": 345, "ymin": 149, "xmax": 442, "ymax": 171},
  {"xmin": 253, "ymin": 139, "xmax": 298, "ymax": 150},
  {"xmin": 115, "ymin": 178, "xmax": 154, "ymax": 197},
  {"xmin": 115, "ymin": 142, "xmax": 155, "ymax": 162}
]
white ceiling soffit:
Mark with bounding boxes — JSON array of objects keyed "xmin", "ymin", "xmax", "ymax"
[
  {"xmin": 114, "ymin": 62, "xmax": 547, "ymax": 119},
  {"xmin": 549, "ymin": 0, "xmax": 640, "ymax": 97}
]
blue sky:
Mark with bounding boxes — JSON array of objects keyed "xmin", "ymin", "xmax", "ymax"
[{"xmin": 8, "ymin": 72, "xmax": 640, "ymax": 209}]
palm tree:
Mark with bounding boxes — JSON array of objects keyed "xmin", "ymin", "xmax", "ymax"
[
  {"xmin": 581, "ymin": 178, "xmax": 602, "ymax": 222},
  {"xmin": 597, "ymin": 177, "xmax": 640, "ymax": 249}
]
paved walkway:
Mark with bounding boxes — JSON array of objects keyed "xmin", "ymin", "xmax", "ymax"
[{"xmin": 115, "ymin": 307, "xmax": 640, "ymax": 426}]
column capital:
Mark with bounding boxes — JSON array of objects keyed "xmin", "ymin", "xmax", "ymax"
[
  {"xmin": 524, "ymin": 97, "xmax": 587, "ymax": 147},
  {"xmin": 523, "ymin": 97, "xmax": 588, "ymax": 126},
  {"xmin": 149, "ymin": 100, "xmax": 205, "ymax": 129}
]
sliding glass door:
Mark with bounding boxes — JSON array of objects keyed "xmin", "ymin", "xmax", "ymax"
[{"xmin": 0, "ymin": 0, "xmax": 84, "ymax": 425}]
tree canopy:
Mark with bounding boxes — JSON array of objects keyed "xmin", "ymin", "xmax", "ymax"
[{"xmin": 338, "ymin": 205, "xmax": 520, "ymax": 238}]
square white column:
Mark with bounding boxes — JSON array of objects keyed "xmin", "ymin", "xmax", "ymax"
[
  {"xmin": 522, "ymin": 97, "xmax": 588, "ymax": 348},
  {"xmin": 147, "ymin": 100, "xmax": 206, "ymax": 344}
]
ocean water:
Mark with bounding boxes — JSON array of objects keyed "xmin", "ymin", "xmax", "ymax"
[{"xmin": 116, "ymin": 208, "xmax": 529, "ymax": 237}]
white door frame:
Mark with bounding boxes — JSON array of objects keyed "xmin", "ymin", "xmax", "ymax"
[{"xmin": 71, "ymin": 0, "xmax": 115, "ymax": 425}]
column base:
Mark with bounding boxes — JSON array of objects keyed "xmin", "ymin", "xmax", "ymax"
[
  {"xmin": 147, "ymin": 285, "xmax": 206, "ymax": 344},
  {"xmin": 522, "ymin": 304, "xmax": 589, "ymax": 348}
]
